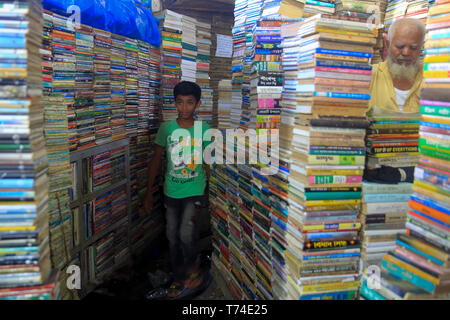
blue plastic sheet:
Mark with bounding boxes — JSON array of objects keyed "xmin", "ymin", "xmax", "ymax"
[{"xmin": 42, "ymin": 0, "xmax": 161, "ymax": 46}]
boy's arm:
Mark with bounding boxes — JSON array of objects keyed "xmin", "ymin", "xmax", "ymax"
[
  {"xmin": 203, "ymin": 163, "xmax": 210, "ymax": 196},
  {"xmin": 144, "ymin": 144, "xmax": 164, "ymax": 214},
  {"xmin": 203, "ymin": 163, "xmax": 210, "ymax": 182}
]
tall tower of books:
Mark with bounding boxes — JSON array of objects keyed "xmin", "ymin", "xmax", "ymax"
[{"xmin": 0, "ymin": 0, "xmax": 59, "ymax": 299}]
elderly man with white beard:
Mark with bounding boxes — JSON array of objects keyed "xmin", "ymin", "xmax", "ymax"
[{"xmin": 369, "ymin": 18, "xmax": 425, "ymax": 114}]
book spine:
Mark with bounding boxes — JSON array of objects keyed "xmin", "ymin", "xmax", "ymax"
[
  {"xmin": 315, "ymin": 53, "xmax": 369, "ymax": 62},
  {"xmin": 309, "ymin": 175, "xmax": 362, "ymax": 185},
  {"xmin": 300, "ymin": 290, "xmax": 356, "ymax": 300},
  {"xmin": 308, "ymin": 155, "xmax": 365, "ymax": 165},
  {"xmin": 315, "ymin": 48, "xmax": 372, "ymax": 58},
  {"xmin": 315, "ymin": 66, "xmax": 372, "ymax": 75},
  {"xmin": 424, "ymin": 62, "xmax": 450, "ymax": 71},
  {"xmin": 364, "ymin": 194, "xmax": 411, "ymax": 203}
]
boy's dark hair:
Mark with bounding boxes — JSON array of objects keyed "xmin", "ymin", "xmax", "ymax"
[{"xmin": 174, "ymin": 81, "xmax": 202, "ymax": 103}]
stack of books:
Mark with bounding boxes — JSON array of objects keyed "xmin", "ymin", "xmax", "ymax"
[
  {"xmin": 52, "ymin": 13, "xmax": 76, "ymax": 152},
  {"xmin": 210, "ymin": 164, "xmax": 231, "ymax": 289},
  {"xmin": 125, "ymin": 37, "xmax": 139, "ymax": 138},
  {"xmin": 156, "ymin": 10, "xmax": 182, "ymax": 122},
  {"xmin": 42, "ymin": 10, "xmax": 53, "ymax": 97},
  {"xmin": 93, "ymin": 28, "xmax": 112, "ymax": 146},
  {"xmin": 226, "ymin": 164, "xmax": 244, "ymax": 299},
  {"xmin": 181, "ymin": 15, "xmax": 198, "ymax": 83},
  {"xmin": 334, "ymin": 0, "xmax": 388, "ymax": 64},
  {"xmin": 218, "ymin": 79, "xmax": 233, "ymax": 129},
  {"xmin": 360, "ymin": 182, "xmax": 412, "ymax": 268},
  {"xmin": 41, "ymin": 12, "xmax": 72, "ymax": 270},
  {"xmin": 384, "ymin": 0, "xmax": 409, "ymax": 29},
  {"xmin": 231, "ymin": 0, "xmax": 247, "ymax": 128},
  {"xmin": 360, "ymin": 0, "xmax": 449, "ymax": 299},
  {"xmin": 251, "ymin": 16, "xmax": 286, "ymax": 302},
  {"xmin": 110, "ymin": 34, "xmax": 127, "ymax": 142},
  {"xmin": 405, "ymin": 0, "xmax": 430, "ymax": 23},
  {"xmin": 74, "ymin": 25, "xmax": 96, "ymax": 150},
  {"xmin": 210, "ymin": 16, "xmax": 233, "ymax": 128},
  {"xmin": 196, "ymin": 21, "xmax": 214, "ymax": 124},
  {"xmin": 148, "ymin": 45, "xmax": 162, "ymax": 135},
  {"xmin": 361, "ymin": 112, "xmax": 421, "ymax": 269},
  {"xmin": 365, "ymin": 114, "xmax": 421, "ymax": 170},
  {"xmin": 0, "ymin": 0, "xmax": 59, "ymax": 299},
  {"xmin": 136, "ymin": 40, "xmax": 152, "ymax": 219},
  {"xmin": 304, "ymin": 0, "xmax": 337, "ymax": 16},
  {"xmin": 278, "ymin": 14, "xmax": 378, "ymax": 300}
]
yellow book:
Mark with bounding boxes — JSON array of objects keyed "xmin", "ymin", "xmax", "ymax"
[
  {"xmin": 383, "ymin": 254, "xmax": 440, "ymax": 285},
  {"xmin": 427, "ymin": 15, "xmax": 450, "ymax": 24},
  {"xmin": 308, "ymin": 155, "xmax": 366, "ymax": 165},
  {"xmin": 414, "ymin": 180, "xmax": 449, "ymax": 197},
  {"xmin": 301, "ymin": 280, "xmax": 360, "ymax": 293},
  {"xmin": 428, "ymin": 3, "xmax": 450, "ymax": 16},
  {"xmin": 424, "ymin": 38, "xmax": 450, "ymax": 49},
  {"xmin": 318, "ymin": 32, "xmax": 377, "ymax": 45},
  {"xmin": 316, "ymin": 27, "xmax": 376, "ymax": 38},
  {"xmin": 412, "ymin": 185, "xmax": 450, "ymax": 204},
  {"xmin": 315, "ymin": 53, "xmax": 369, "ymax": 63},
  {"xmin": 306, "ymin": 199, "xmax": 361, "ymax": 207},
  {"xmin": 302, "ymin": 222, "xmax": 361, "ymax": 231},
  {"xmin": 306, "ymin": 169, "xmax": 364, "ymax": 176},
  {"xmin": 424, "ymin": 70, "xmax": 450, "ymax": 78},
  {"xmin": 422, "ymin": 114, "xmax": 450, "ymax": 125},
  {"xmin": 0, "ymin": 226, "xmax": 36, "ymax": 232},
  {"xmin": 371, "ymin": 152, "xmax": 421, "ymax": 158},
  {"xmin": 423, "ymin": 56, "xmax": 450, "ymax": 63}
]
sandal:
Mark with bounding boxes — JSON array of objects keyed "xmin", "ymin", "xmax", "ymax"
[
  {"xmin": 185, "ymin": 270, "xmax": 203, "ymax": 289},
  {"xmin": 167, "ymin": 281, "xmax": 186, "ymax": 299}
]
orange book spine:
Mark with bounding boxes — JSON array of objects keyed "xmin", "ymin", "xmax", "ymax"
[{"xmin": 409, "ymin": 200, "xmax": 450, "ymax": 225}]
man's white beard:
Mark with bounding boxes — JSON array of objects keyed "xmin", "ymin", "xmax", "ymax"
[{"xmin": 387, "ymin": 54, "xmax": 421, "ymax": 83}]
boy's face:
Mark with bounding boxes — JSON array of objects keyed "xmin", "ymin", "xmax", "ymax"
[{"xmin": 175, "ymin": 94, "xmax": 200, "ymax": 120}]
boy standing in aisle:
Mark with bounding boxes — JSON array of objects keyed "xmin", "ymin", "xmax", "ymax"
[{"xmin": 143, "ymin": 81, "xmax": 211, "ymax": 299}]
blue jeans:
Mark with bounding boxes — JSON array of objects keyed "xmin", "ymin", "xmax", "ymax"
[{"xmin": 164, "ymin": 195, "xmax": 205, "ymax": 282}]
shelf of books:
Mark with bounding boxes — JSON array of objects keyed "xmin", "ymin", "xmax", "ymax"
[
  {"xmin": 360, "ymin": 0, "xmax": 449, "ymax": 300},
  {"xmin": 68, "ymin": 139, "xmax": 131, "ymax": 298}
]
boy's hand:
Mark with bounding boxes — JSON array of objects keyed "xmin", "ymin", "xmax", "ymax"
[{"xmin": 143, "ymin": 193, "xmax": 153, "ymax": 215}]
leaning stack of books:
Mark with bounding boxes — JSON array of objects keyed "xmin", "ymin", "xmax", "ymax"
[{"xmin": 360, "ymin": 0, "xmax": 450, "ymax": 299}]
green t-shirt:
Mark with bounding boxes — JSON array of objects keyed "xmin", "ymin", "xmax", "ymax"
[{"xmin": 155, "ymin": 120, "xmax": 212, "ymax": 199}]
